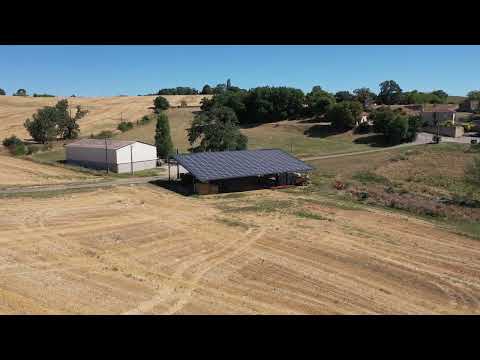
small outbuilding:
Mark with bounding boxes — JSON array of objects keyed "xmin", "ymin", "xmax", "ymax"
[
  {"xmin": 66, "ymin": 139, "xmax": 157, "ymax": 173},
  {"xmin": 173, "ymin": 149, "xmax": 314, "ymax": 194}
]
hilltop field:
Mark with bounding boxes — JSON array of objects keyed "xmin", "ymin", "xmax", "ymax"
[{"xmin": 0, "ymin": 95, "xmax": 210, "ymax": 140}]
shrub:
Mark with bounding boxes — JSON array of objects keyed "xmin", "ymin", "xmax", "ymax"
[
  {"xmin": 463, "ymin": 122, "xmax": 475, "ymax": 132},
  {"xmin": 465, "ymin": 157, "xmax": 480, "ymax": 185},
  {"xmin": 117, "ymin": 121, "xmax": 134, "ymax": 132},
  {"xmin": 2, "ymin": 135, "xmax": 26, "ymax": 156},
  {"xmin": 2, "ymin": 135, "xmax": 23, "ymax": 148},
  {"xmin": 91, "ymin": 130, "xmax": 114, "ymax": 139},
  {"xmin": 326, "ymin": 101, "xmax": 363, "ymax": 130},
  {"xmin": 138, "ymin": 115, "xmax": 151, "ymax": 126}
]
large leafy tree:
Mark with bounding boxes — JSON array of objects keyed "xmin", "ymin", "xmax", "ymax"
[
  {"xmin": 24, "ymin": 107, "xmax": 58, "ymax": 143},
  {"xmin": 14, "ymin": 88, "xmax": 27, "ymax": 96},
  {"xmin": 201, "ymin": 84, "xmax": 213, "ymax": 94},
  {"xmin": 334, "ymin": 91, "xmax": 355, "ymax": 103},
  {"xmin": 326, "ymin": 101, "xmax": 363, "ymax": 130},
  {"xmin": 55, "ymin": 99, "xmax": 88, "ymax": 139},
  {"xmin": 432, "ymin": 90, "xmax": 448, "ymax": 101},
  {"xmin": 0, "ymin": 88, "xmax": 5, "ymax": 95},
  {"xmin": 370, "ymin": 107, "xmax": 420, "ymax": 145},
  {"xmin": 353, "ymin": 87, "xmax": 376, "ymax": 106},
  {"xmin": 24, "ymin": 99, "xmax": 87, "ymax": 143},
  {"xmin": 155, "ymin": 112, "xmax": 174, "ymax": 158},
  {"xmin": 305, "ymin": 86, "xmax": 336, "ymax": 117},
  {"xmin": 378, "ymin": 80, "xmax": 402, "ymax": 105},
  {"xmin": 153, "ymin": 96, "xmax": 170, "ymax": 113},
  {"xmin": 188, "ymin": 106, "xmax": 247, "ymax": 152},
  {"xmin": 467, "ymin": 90, "xmax": 480, "ymax": 101}
]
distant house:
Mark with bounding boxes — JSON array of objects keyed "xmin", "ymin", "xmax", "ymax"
[
  {"xmin": 459, "ymin": 99, "xmax": 480, "ymax": 112},
  {"xmin": 66, "ymin": 139, "xmax": 157, "ymax": 173},
  {"xmin": 421, "ymin": 105, "xmax": 456, "ymax": 125}
]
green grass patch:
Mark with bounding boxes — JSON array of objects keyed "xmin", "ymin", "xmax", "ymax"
[{"xmin": 352, "ymin": 170, "xmax": 390, "ymax": 185}]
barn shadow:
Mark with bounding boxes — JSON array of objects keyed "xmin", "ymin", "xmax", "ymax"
[
  {"xmin": 148, "ymin": 179, "xmax": 194, "ymax": 196},
  {"xmin": 353, "ymin": 134, "xmax": 390, "ymax": 147},
  {"xmin": 304, "ymin": 124, "xmax": 347, "ymax": 138}
]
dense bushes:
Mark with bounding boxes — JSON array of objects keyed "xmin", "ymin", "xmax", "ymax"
[
  {"xmin": 153, "ymin": 96, "xmax": 170, "ymax": 113},
  {"xmin": 370, "ymin": 107, "xmax": 421, "ymax": 145},
  {"xmin": 305, "ymin": 86, "xmax": 336, "ymax": 117},
  {"xmin": 204, "ymin": 86, "xmax": 305, "ymax": 125},
  {"xmin": 326, "ymin": 101, "xmax": 363, "ymax": 130},
  {"xmin": 157, "ymin": 87, "xmax": 198, "ymax": 95},
  {"xmin": 33, "ymin": 93, "xmax": 55, "ymax": 97},
  {"xmin": 117, "ymin": 121, "xmax": 134, "ymax": 132},
  {"xmin": 2, "ymin": 135, "xmax": 26, "ymax": 155}
]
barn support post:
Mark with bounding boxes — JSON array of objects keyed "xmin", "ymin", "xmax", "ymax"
[
  {"xmin": 176, "ymin": 148, "xmax": 179, "ymax": 179},
  {"xmin": 130, "ymin": 144, "xmax": 134, "ymax": 175},
  {"xmin": 104, "ymin": 137, "xmax": 109, "ymax": 174},
  {"xmin": 168, "ymin": 156, "xmax": 171, "ymax": 182}
]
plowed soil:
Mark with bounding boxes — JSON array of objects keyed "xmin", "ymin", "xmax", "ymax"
[{"xmin": 1, "ymin": 185, "xmax": 479, "ymax": 314}]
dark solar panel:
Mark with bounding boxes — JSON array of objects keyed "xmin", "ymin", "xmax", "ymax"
[{"xmin": 174, "ymin": 149, "xmax": 314, "ymax": 182}]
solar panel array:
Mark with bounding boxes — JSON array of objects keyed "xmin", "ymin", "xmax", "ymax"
[{"xmin": 174, "ymin": 149, "xmax": 314, "ymax": 182}]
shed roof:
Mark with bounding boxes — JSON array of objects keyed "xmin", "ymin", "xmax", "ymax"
[
  {"xmin": 174, "ymin": 149, "xmax": 313, "ymax": 182},
  {"xmin": 66, "ymin": 139, "xmax": 153, "ymax": 150}
]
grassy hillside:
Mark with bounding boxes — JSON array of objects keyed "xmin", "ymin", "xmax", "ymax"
[
  {"xmin": 447, "ymin": 95, "xmax": 467, "ymax": 104},
  {"xmin": 0, "ymin": 95, "xmax": 210, "ymax": 140},
  {"xmin": 115, "ymin": 108, "xmax": 385, "ymax": 157}
]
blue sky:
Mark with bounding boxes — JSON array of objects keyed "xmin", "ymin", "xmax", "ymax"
[{"xmin": 0, "ymin": 45, "xmax": 479, "ymax": 96}]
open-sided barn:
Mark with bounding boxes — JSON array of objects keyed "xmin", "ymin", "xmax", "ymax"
[
  {"xmin": 66, "ymin": 139, "xmax": 157, "ymax": 173},
  {"xmin": 173, "ymin": 149, "xmax": 313, "ymax": 194}
]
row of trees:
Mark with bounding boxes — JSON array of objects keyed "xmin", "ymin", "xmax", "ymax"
[
  {"xmin": 24, "ymin": 99, "xmax": 88, "ymax": 143},
  {"xmin": 0, "ymin": 89, "xmax": 56, "ymax": 97}
]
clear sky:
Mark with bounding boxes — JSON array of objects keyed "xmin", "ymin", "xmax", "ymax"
[{"xmin": 0, "ymin": 45, "xmax": 479, "ymax": 97}]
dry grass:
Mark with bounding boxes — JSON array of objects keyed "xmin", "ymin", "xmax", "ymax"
[
  {"xmin": 1, "ymin": 185, "xmax": 480, "ymax": 314},
  {"xmin": 0, "ymin": 95, "xmax": 210, "ymax": 140}
]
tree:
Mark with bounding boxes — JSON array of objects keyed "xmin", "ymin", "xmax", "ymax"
[
  {"xmin": 13, "ymin": 89, "xmax": 27, "ymax": 96},
  {"xmin": 24, "ymin": 106, "xmax": 58, "ymax": 143},
  {"xmin": 0, "ymin": 88, "xmax": 5, "ymax": 95},
  {"xmin": 24, "ymin": 99, "xmax": 86, "ymax": 142},
  {"xmin": 353, "ymin": 87, "xmax": 376, "ymax": 107},
  {"xmin": 213, "ymin": 83, "xmax": 227, "ymax": 94},
  {"xmin": 432, "ymin": 90, "xmax": 448, "ymax": 101},
  {"xmin": 55, "ymin": 100, "xmax": 87, "ymax": 139},
  {"xmin": 117, "ymin": 121, "xmax": 134, "ymax": 132},
  {"xmin": 226, "ymin": 79, "xmax": 232, "ymax": 89},
  {"xmin": 326, "ymin": 101, "xmax": 363, "ymax": 130},
  {"xmin": 201, "ymin": 84, "xmax": 213, "ymax": 95},
  {"xmin": 467, "ymin": 90, "xmax": 480, "ymax": 101},
  {"xmin": 334, "ymin": 91, "xmax": 355, "ymax": 102},
  {"xmin": 305, "ymin": 86, "xmax": 335, "ymax": 117},
  {"xmin": 187, "ymin": 106, "xmax": 247, "ymax": 152},
  {"xmin": 2, "ymin": 135, "xmax": 26, "ymax": 156},
  {"xmin": 153, "ymin": 96, "xmax": 170, "ymax": 113},
  {"xmin": 155, "ymin": 112, "xmax": 174, "ymax": 159},
  {"xmin": 385, "ymin": 115, "xmax": 409, "ymax": 145},
  {"xmin": 378, "ymin": 80, "xmax": 402, "ymax": 105}
]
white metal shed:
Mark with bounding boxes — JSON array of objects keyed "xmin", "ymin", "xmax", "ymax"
[{"xmin": 66, "ymin": 139, "xmax": 157, "ymax": 173}]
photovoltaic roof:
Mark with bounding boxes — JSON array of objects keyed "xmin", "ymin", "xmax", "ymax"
[{"xmin": 174, "ymin": 149, "xmax": 314, "ymax": 182}]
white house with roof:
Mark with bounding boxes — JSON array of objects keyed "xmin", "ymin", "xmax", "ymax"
[{"xmin": 66, "ymin": 139, "xmax": 157, "ymax": 173}]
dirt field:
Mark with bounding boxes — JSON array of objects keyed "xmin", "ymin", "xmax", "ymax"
[
  {"xmin": 1, "ymin": 184, "xmax": 479, "ymax": 314},
  {"xmin": 0, "ymin": 154, "xmax": 95, "ymax": 187},
  {"xmin": 0, "ymin": 95, "xmax": 210, "ymax": 140}
]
